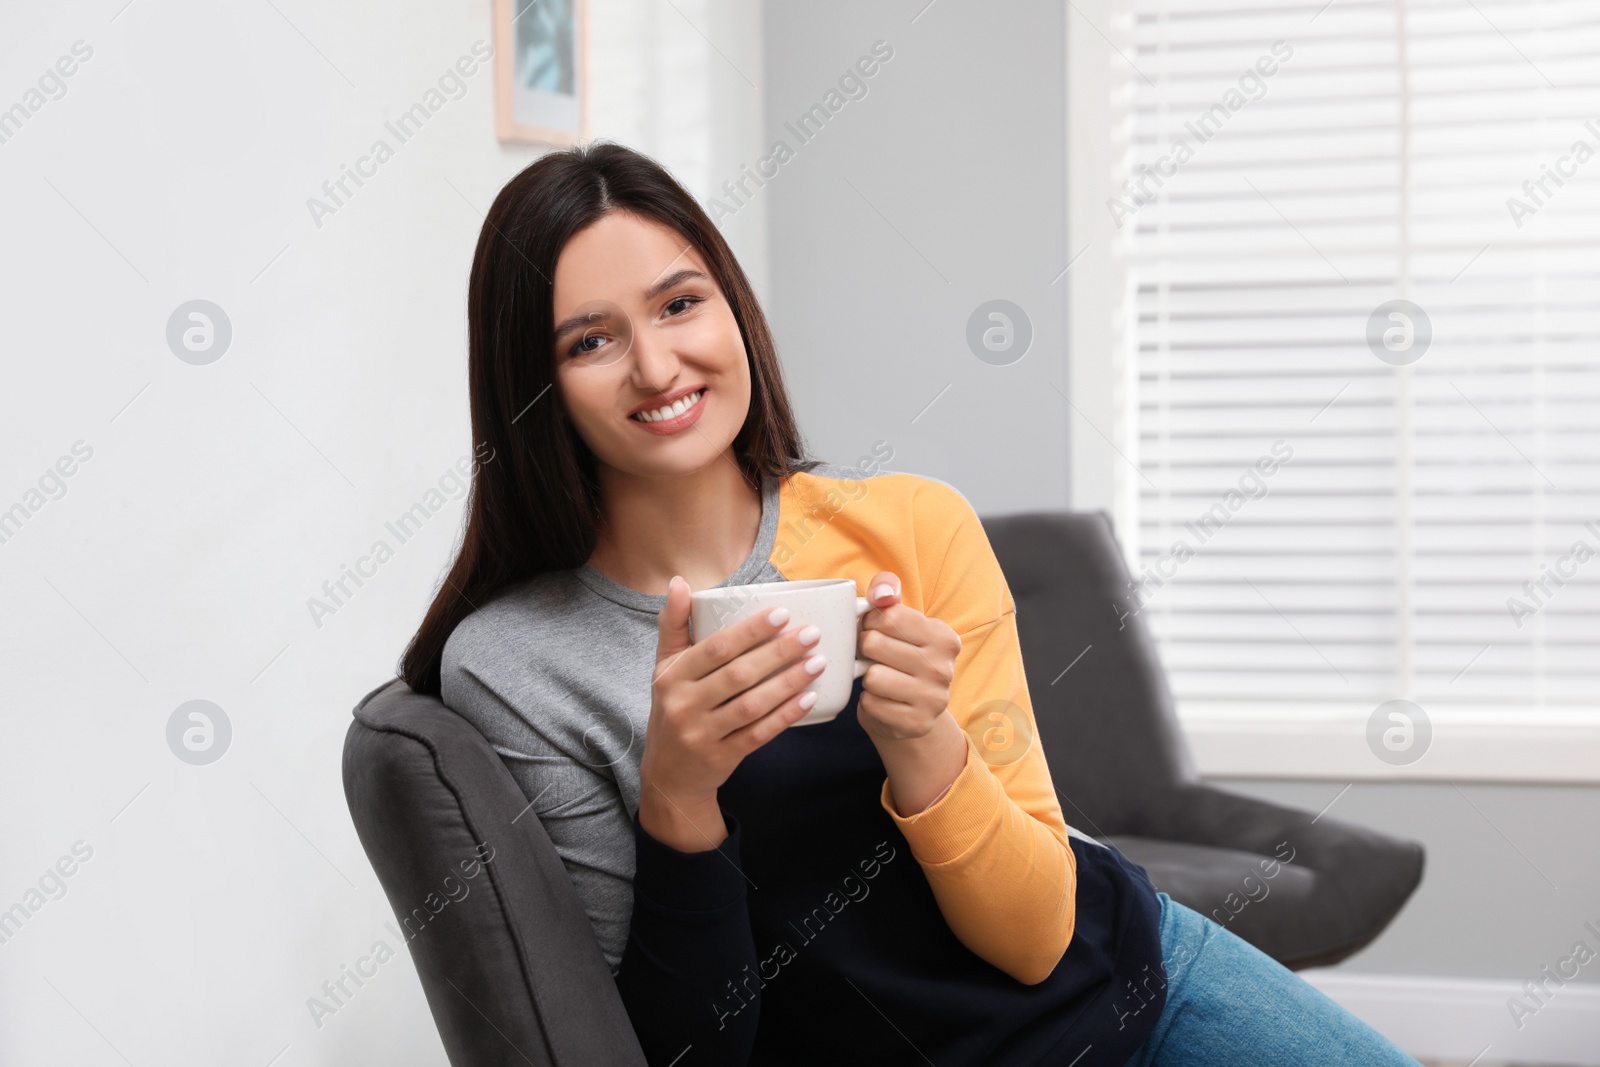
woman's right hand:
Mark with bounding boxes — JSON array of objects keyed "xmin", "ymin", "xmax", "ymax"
[{"xmin": 637, "ymin": 576, "xmax": 826, "ymax": 848}]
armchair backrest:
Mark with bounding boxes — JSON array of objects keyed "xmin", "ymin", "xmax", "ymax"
[{"xmin": 981, "ymin": 510, "xmax": 1199, "ymax": 835}]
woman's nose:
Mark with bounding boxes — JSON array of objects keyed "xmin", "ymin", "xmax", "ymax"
[{"xmin": 628, "ymin": 329, "xmax": 681, "ymax": 392}]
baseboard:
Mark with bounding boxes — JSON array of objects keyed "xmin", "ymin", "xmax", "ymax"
[{"xmin": 1298, "ymin": 970, "xmax": 1600, "ymax": 1065}]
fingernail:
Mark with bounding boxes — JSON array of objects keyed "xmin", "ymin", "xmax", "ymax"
[
  {"xmin": 798, "ymin": 691, "xmax": 819, "ymax": 710},
  {"xmin": 804, "ymin": 654, "xmax": 828, "ymax": 675},
  {"xmin": 797, "ymin": 624, "xmax": 821, "ymax": 646},
  {"xmin": 873, "ymin": 584, "xmax": 895, "ymax": 600},
  {"xmin": 767, "ymin": 606, "xmax": 790, "ymax": 626}
]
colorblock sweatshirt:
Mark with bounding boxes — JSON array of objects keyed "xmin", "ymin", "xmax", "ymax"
[{"xmin": 439, "ymin": 461, "xmax": 1166, "ymax": 1066}]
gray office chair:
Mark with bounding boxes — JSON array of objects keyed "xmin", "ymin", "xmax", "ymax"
[{"xmin": 342, "ymin": 509, "xmax": 1423, "ymax": 1064}]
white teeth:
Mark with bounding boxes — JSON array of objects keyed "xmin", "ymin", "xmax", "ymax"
[{"xmin": 633, "ymin": 389, "xmax": 702, "ymax": 423}]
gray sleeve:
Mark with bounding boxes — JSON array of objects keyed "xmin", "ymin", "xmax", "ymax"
[{"xmin": 440, "ymin": 662, "xmax": 637, "ymax": 975}]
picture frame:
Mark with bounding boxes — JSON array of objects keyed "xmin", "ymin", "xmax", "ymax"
[{"xmin": 493, "ymin": 0, "xmax": 589, "ymax": 146}]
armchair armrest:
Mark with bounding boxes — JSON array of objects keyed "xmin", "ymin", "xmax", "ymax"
[
  {"xmin": 1117, "ymin": 782, "xmax": 1425, "ymax": 966},
  {"xmin": 345, "ymin": 679, "xmax": 649, "ymax": 1066}
]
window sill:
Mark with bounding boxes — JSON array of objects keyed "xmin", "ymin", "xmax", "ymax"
[{"xmin": 1177, "ymin": 703, "xmax": 1600, "ymax": 784}]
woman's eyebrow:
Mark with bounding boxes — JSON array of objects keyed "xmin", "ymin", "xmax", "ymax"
[
  {"xmin": 642, "ymin": 267, "xmax": 707, "ymax": 301},
  {"xmin": 552, "ymin": 269, "xmax": 709, "ymax": 339}
]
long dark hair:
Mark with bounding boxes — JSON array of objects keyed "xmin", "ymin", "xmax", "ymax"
[{"xmin": 400, "ymin": 141, "xmax": 820, "ymax": 695}]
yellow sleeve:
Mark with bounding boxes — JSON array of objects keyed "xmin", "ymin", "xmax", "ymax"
[{"xmin": 875, "ymin": 481, "xmax": 1076, "ymax": 985}]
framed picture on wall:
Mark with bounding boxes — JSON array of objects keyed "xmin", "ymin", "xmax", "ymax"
[{"xmin": 493, "ymin": 0, "xmax": 588, "ymax": 145}]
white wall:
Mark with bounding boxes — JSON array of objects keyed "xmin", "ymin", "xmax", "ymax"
[{"xmin": 0, "ymin": 1, "xmax": 764, "ymax": 1062}]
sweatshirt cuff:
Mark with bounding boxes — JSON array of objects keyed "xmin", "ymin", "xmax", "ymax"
[
  {"xmin": 631, "ymin": 805, "xmax": 748, "ymax": 916},
  {"xmin": 878, "ymin": 732, "xmax": 1004, "ymax": 865}
]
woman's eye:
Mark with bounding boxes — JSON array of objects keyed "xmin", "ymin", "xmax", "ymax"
[
  {"xmin": 570, "ymin": 333, "xmax": 607, "ymax": 358},
  {"xmin": 665, "ymin": 295, "xmax": 702, "ymax": 316}
]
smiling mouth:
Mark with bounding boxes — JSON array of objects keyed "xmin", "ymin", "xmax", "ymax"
[{"xmin": 630, "ymin": 388, "xmax": 706, "ymax": 423}]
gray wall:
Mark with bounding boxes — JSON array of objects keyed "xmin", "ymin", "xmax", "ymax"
[
  {"xmin": 1211, "ymin": 777, "xmax": 1600, "ymax": 981},
  {"xmin": 763, "ymin": 0, "xmax": 1600, "ymax": 985},
  {"xmin": 760, "ymin": 0, "xmax": 1070, "ymax": 514}
]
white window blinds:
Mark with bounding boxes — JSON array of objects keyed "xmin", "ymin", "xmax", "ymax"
[{"xmin": 1122, "ymin": 0, "xmax": 1600, "ymax": 710}]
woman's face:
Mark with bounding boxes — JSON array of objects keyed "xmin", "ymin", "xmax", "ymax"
[{"xmin": 550, "ymin": 210, "xmax": 751, "ymax": 481}]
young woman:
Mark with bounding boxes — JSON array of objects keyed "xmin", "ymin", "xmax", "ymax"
[{"xmin": 401, "ymin": 142, "xmax": 1419, "ymax": 1066}]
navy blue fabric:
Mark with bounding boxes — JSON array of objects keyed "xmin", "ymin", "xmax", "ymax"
[{"xmin": 615, "ymin": 678, "xmax": 1167, "ymax": 1066}]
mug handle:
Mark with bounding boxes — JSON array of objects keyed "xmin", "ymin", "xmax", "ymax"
[{"xmin": 853, "ymin": 596, "xmax": 873, "ymax": 679}]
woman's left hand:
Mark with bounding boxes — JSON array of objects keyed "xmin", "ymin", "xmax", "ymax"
[{"xmin": 855, "ymin": 571, "xmax": 963, "ymax": 743}]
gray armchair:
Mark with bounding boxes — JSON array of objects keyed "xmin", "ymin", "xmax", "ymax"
[
  {"xmin": 983, "ymin": 510, "xmax": 1423, "ymax": 970},
  {"xmin": 342, "ymin": 509, "xmax": 1423, "ymax": 1064}
]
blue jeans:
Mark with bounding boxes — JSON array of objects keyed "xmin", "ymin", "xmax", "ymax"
[{"xmin": 1123, "ymin": 893, "xmax": 1420, "ymax": 1066}]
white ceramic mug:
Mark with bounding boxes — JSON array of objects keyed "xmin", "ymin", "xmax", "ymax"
[{"xmin": 689, "ymin": 578, "xmax": 872, "ymax": 726}]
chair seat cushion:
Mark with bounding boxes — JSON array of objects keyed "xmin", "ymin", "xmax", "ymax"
[{"xmin": 1100, "ymin": 835, "xmax": 1351, "ymax": 969}]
